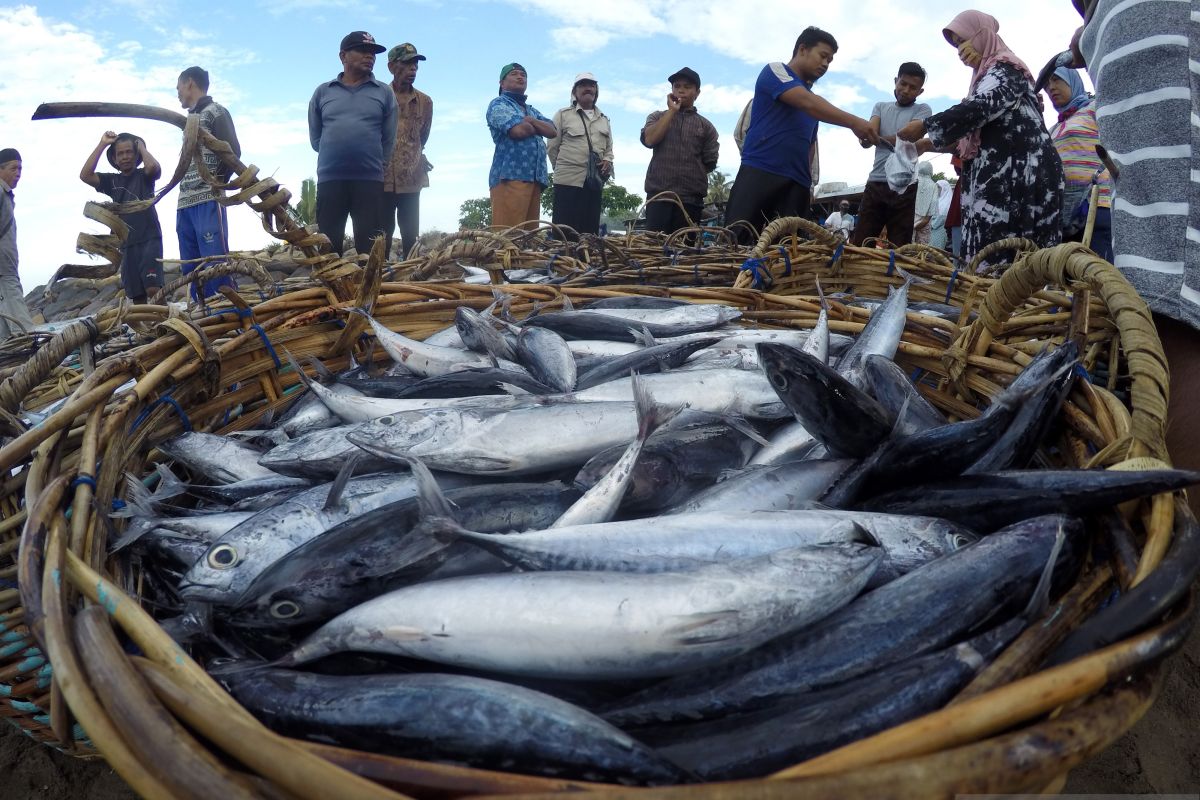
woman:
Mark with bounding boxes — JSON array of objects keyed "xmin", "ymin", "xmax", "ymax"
[
  {"xmin": 929, "ymin": 178, "xmax": 952, "ymax": 251},
  {"xmin": 897, "ymin": 10, "xmax": 1063, "ymax": 268},
  {"xmin": 547, "ymin": 73, "xmax": 614, "ymax": 237},
  {"xmin": 912, "ymin": 162, "xmax": 938, "ymax": 245},
  {"xmin": 1045, "ymin": 66, "xmax": 1112, "ymax": 261}
]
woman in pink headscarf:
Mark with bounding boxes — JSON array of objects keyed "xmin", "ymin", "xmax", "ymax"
[{"xmin": 897, "ymin": 10, "xmax": 1063, "ymax": 269}]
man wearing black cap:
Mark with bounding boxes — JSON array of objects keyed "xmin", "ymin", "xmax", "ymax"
[
  {"xmin": 0, "ymin": 148, "xmax": 34, "ymax": 338},
  {"xmin": 487, "ymin": 63, "xmax": 556, "ymax": 231},
  {"xmin": 725, "ymin": 27, "xmax": 879, "ymax": 242},
  {"xmin": 383, "ymin": 43, "xmax": 432, "ymax": 260},
  {"xmin": 308, "ymin": 31, "xmax": 398, "ymax": 257},
  {"xmin": 641, "ymin": 67, "xmax": 719, "ymax": 235},
  {"xmin": 79, "ymin": 131, "xmax": 164, "ymax": 304}
]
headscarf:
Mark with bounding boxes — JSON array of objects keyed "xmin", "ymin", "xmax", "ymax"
[
  {"xmin": 915, "ymin": 161, "xmax": 938, "ymax": 217},
  {"xmin": 1050, "ymin": 66, "xmax": 1090, "ymax": 120},
  {"xmin": 943, "ymin": 11, "xmax": 1034, "ymax": 160},
  {"xmin": 936, "ymin": 179, "xmax": 953, "ymax": 219}
]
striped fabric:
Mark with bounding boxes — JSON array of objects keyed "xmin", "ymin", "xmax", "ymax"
[
  {"xmin": 1080, "ymin": 0, "xmax": 1198, "ymax": 327},
  {"xmin": 1051, "ymin": 103, "xmax": 1113, "ymax": 210}
]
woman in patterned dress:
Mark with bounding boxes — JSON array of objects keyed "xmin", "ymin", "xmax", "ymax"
[{"xmin": 897, "ymin": 10, "xmax": 1064, "ymax": 268}]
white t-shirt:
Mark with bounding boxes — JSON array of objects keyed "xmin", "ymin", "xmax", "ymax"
[{"xmin": 825, "ymin": 211, "xmax": 854, "ymax": 234}]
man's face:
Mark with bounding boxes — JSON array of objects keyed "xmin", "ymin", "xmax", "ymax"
[
  {"xmin": 340, "ymin": 46, "xmax": 377, "ymax": 77},
  {"xmin": 670, "ymin": 80, "xmax": 699, "ymax": 109},
  {"xmin": 795, "ymin": 43, "xmax": 835, "ymax": 82},
  {"xmin": 893, "ymin": 74, "xmax": 925, "ymax": 107},
  {"xmin": 389, "ymin": 58, "xmax": 419, "ymax": 88},
  {"xmin": 574, "ymin": 80, "xmax": 598, "ymax": 108},
  {"xmin": 500, "ymin": 68, "xmax": 527, "ymax": 94},
  {"xmin": 176, "ymin": 78, "xmax": 195, "ymax": 109},
  {"xmin": 0, "ymin": 160, "xmax": 21, "ymax": 189},
  {"xmin": 114, "ymin": 141, "xmax": 137, "ymax": 173},
  {"xmin": 839, "ymin": 203, "xmax": 850, "ymax": 214}
]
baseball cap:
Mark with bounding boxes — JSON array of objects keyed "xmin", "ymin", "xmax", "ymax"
[
  {"xmin": 340, "ymin": 31, "xmax": 386, "ymax": 53},
  {"xmin": 573, "ymin": 72, "xmax": 598, "ymax": 85},
  {"xmin": 388, "ymin": 43, "xmax": 426, "ymax": 63},
  {"xmin": 0, "ymin": 148, "xmax": 20, "ymax": 164},
  {"xmin": 667, "ymin": 67, "xmax": 701, "ymax": 87},
  {"xmin": 499, "ymin": 62, "xmax": 527, "ymax": 81}
]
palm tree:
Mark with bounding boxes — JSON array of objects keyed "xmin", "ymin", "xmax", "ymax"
[
  {"xmin": 706, "ymin": 170, "xmax": 731, "ymax": 206},
  {"xmin": 293, "ymin": 177, "xmax": 317, "ymax": 226}
]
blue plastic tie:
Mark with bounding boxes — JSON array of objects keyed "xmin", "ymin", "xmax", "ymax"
[
  {"xmin": 1074, "ymin": 363, "xmax": 1092, "ymax": 383},
  {"xmin": 546, "ymin": 254, "xmax": 557, "ymax": 276},
  {"xmin": 886, "ymin": 250, "xmax": 896, "ymax": 276},
  {"xmin": 778, "ymin": 246, "xmax": 793, "ymax": 277},
  {"xmin": 129, "ymin": 392, "xmax": 193, "ymax": 434},
  {"xmin": 944, "ymin": 265, "xmax": 960, "ymax": 304},
  {"xmin": 739, "ymin": 257, "xmax": 768, "ymax": 290},
  {"xmin": 829, "ymin": 241, "xmax": 845, "ymax": 267},
  {"xmin": 70, "ymin": 475, "xmax": 97, "ymax": 492},
  {"xmin": 250, "ymin": 324, "xmax": 282, "ymax": 368},
  {"xmin": 111, "ymin": 499, "xmax": 127, "ymax": 512}
]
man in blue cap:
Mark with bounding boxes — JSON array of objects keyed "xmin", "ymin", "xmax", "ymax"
[{"xmin": 309, "ymin": 31, "xmax": 398, "ymax": 257}]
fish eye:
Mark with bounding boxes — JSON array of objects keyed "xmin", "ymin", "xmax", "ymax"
[
  {"xmin": 207, "ymin": 545, "xmax": 239, "ymax": 569},
  {"xmin": 768, "ymin": 372, "xmax": 789, "ymax": 391},
  {"xmin": 953, "ymin": 535, "xmax": 974, "ymax": 548},
  {"xmin": 379, "ymin": 415, "xmax": 394, "ymax": 425},
  {"xmin": 269, "ymin": 600, "xmax": 302, "ymax": 619}
]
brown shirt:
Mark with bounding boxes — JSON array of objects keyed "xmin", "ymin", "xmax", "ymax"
[
  {"xmin": 640, "ymin": 106, "xmax": 719, "ymax": 205},
  {"xmin": 383, "ymin": 86, "xmax": 433, "ymax": 193}
]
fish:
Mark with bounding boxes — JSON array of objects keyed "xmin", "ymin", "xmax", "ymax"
[
  {"xmin": 256, "ymin": 422, "xmax": 392, "ymax": 479},
  {"xmin": 834, "ymin": 280, "xmax": 909, "ymax": 390},
  {"xmin": 454, "ymin": 306, "xmax": 517, "ymax": 362},
  {"xmin": 219, "ymin": 669, "xmax": 692, "ymax": 785},
  {"xmin": 575, "ymin": 338, "xmax": 719, "ymax": 391},
  {"xmin": 601, "ymin": 515, "xmax": 1078, "ymax": 726},
  {"xmin": 156, "ymin": 432, "xmax": 287, "ymax": 485},
  {"xmin": 756, "ymin": 343, "xmax": 893, "ymax": 457},
  {"xmin": 568, "ymin": 369, "xmax": 789, "ymax": 420},
  {"xmin": 664, "ymin": 460, "xmax": 854, "ymax": 515},
  {"xmin": 516, "ymin": 326, "xmax": 577, "ymax": 393},
  {"xmin": 275, "ymin": 543, "xmax": 881, "ymax": 680},
  {"xmin": 862, "ymin": 355, "xmax": 947, "ymax": 435},
  {"xmin": 348, "ymin": 307, "xmax": 493, "ymax": 376},
  {"xmin": 576, "ymin": 304, "xmax": 743, "ymax": 328},
  {"xmin": 521, "ymin": 307, "xmax": 740, "ymax": 342}
]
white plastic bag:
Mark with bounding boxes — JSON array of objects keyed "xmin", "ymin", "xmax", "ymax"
[{"xmin": 884, "ymin": 140, "xmax": 919, "ymax": 194}]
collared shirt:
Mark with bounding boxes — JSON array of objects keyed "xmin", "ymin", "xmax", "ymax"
[
  {"xmin": 309, "ymin": 72, "xmax": 399, "ymax": 184},
  {"xmin": 640, "ymin": 106, "xmax": 719, "ymax": 205},
  {"xmin": 487, "ymin": 94, "xmax": 552, "ymax": 189},
  {"xmin": 178, "ymin": 96, "xmax": 241, "ymax": 209},
  {"xmin": 384, "ymin": 86, "xmax": 433, "ymax": 193},
  {"xmin": 742, "ymin": 62, "xmax": 820, "ymax": 188},
  {"xmin": 0, "ymin": 178, "xmax": 16, "ymax": 274},
  {"xmin": 548, "ymin": 105, "xmax": 614, "ymax": 188}
]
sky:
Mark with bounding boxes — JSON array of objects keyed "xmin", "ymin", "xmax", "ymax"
[{"xmin": 0, "ymin": 1, "xmax": 1086, "ymax": 289}]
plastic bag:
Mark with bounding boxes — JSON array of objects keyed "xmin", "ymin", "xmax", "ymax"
[{"xmin": 884, "ymin": 140, "xmax": 919, "ymax": 193}]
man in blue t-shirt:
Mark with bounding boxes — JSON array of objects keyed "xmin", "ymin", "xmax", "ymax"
[{"xmin": 725, "ymin": 27, "xmax": 878, "ymax": 243}]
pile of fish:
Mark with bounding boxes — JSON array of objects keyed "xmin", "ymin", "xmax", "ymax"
[{"xmin": 113, "ymin": 287, "xmax": 1199, "ymax": 785}]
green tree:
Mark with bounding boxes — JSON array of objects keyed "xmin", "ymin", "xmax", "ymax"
[
  {"xmin": 541, "ymin": 176, "xmax": 555, "ymax": 216},
  {"xmin": 458, "ymin": 197, "xmax": 492, "ymax": 229},
  {"xmin": 602, "ymin": 183, "xmax": 642, "ymax": 219},
  {"xmin": 292, "ymin": 177, "xmax": 317, "ymax": 226},
  {"xmin": 706, "ymin": 170, "xmax": 731, "ymax": 205}
]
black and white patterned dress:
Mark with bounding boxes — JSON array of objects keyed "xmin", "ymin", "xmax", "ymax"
[{"xmin": 924, "ymin": 62, "xmax": 1064, "ymax": 266}]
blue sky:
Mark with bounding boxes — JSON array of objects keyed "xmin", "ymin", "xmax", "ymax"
[{"xmin": 2, "ymin": 1, "xmax": 1084, "ymax": 288}]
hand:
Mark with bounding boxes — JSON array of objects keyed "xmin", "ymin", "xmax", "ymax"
[
  {"xmin": 666, "ymin": 93, "xmax": 681, "ymax": 112},
  {"xmin": 1069, "ymin": 26, "xmax": 1086, "ymax": 68},
  {"xmin": 849, "ymin": 118, "xmax": 879, "ymax": 146},
  {"xmin": 896, "ymin": 119, "xmax": 925, "ymax": 142},
  {"xmin": 915, "ymin": 138, "xmax": 934, "ymax": 155},
  {"xmin": 522, "ymin": 115, "xmax": 537, "ymax": 127},
  {"xmin": 599, "ymin": 160, "xmax": 612, "ymax": 178},
  {"xmin": 99, "ymin": 131, "xmax": 118, "ymax": 146}
]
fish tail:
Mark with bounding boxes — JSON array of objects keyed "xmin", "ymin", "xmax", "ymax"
[{"xmin": 632, "ymin": 372, "xmax": 682, "ymax": 440}]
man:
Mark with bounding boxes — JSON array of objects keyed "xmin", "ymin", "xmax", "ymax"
[
  {"xmin": 80, "ymin": 131, "xmax": 164, "ymax": 304},
  {"xmin": 725, "ymin": 27, "xmax": 879, "ymax": 243},
  {"xmin": 640, "ymin": 67, "xmax": 719, "ymax": 234},
  {"xmin": 382, "ymin": 42, "xmax": 432, "ymax": 260},
  {"xmin": 176, "ymin": 66, "xmax": 240, "ymax": 300},
  {"xmin": 487, "ymin": 63, "xmax": 556, "ymax": 231},
  {"xmin": 0, "ymin": 148, "xmax": 34, "ymax": 338},
  {"xmin": 547, "ymin": 72, "xmax": 615, "ymax": 238},
  {"xmin": 309, "ymin": 31, "xmax": 398, "ymax": 258},
  {"xmin": 824, "ymin": 200, "xmax": 855, "ymax": 239},
  {"xmin": 850, "ymin": 62, "xmax": 932, "ymax": 247}
]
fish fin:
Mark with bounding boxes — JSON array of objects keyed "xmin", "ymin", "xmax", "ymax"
[
  {"xmin": 632, "ymin": 372, "xmax": 683, "ymax": 439},
  {"xmin": 893, "ymin": 266, "xmax": 933, "ymax": 286},
  {"xmin": 722, "ymin": 414, "xmax": 772, "ymax": 448},
  {"xmin": 843, "ymin": 521, "xmax": 880, "ymax": 548},
  {"xmin": 113, "ymin": 471, "xmax": 156, "ymax": 519},
  {"xmin": 814, "ymin": 277, "xmax": 829, "ymax": 311},
  {"xmin": 561, "ymin": 294, "xmax": 575, "ymax": 312},
  {"xmin": 283, "ymin": 348, "xmax": 315, "ymax": 392},
  {"xmin": 1023, "ymin": 521, "xmax": 1067, "ymax": 620},
  {"xmin": 346, "ymin": 433, "xmax": 409, "ymax": 465},
  {"xmin": 666, "ymin": 610, "xmax": 744, "ymax": 646},
  {"xmin": 323, "ymin": 452, "xmax": 363, "ymax": 511},
  {"xmin": 631, "ymin": 325, "xmax": 658, "ymax": 347},
  {"xmin": 404, "ymin": 455, "xmax": 456, "ymax": 520},
  {"xmin": 303, "ymin": 356, "xmax": 335, "ymax": 385}
]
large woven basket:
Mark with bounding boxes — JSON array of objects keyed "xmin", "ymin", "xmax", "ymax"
[{"xmin": 0, "ymin": 240, "xmax": 1193, "ymax": 799}]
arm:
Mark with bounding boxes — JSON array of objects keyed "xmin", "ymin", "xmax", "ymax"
[
  {"xmin": 80, "ymin": 131, "xmax": 116, "ymax": 188},
  {"xmin": 546, "ymin": 110, "xmax": 564, "ymax": 167},
  {"xmin": 530, "ymin": 110, "xmax": 557, "ymax": 139},
  {"xmin": 211, "ymin": 108, "xmax": 241, "ymax": 158},
  {"xmin": 702, "ymin": 120, "xmax": 719, "ymax": 173},
  {"xmin": 642, "ymin": 97, "xmax": 681, "ymax": 147},
  {"xmin": 308, "ymin": 90, "xmax": 322, "ymax": 153},
  {"xmin": 778, "ymin": 85, "xmax": 878, "ymax": 144},
  {"xmin": 381, "ymin": 91, "xmax": 398, "ymax": 164},
  {"xmin": 915, "ymin": 65, "xmax": 1026, "ymax": 148},
  {"xmin": 420, "ymin": 96, "xmax": 432, "ymax": 147},
  {"xmin": 600, "ymin": 116, "xmax": 615, "ymax": 177},
  {"xmin": 862, "ymin": 115, "xmax": 885, "ymax": 148},
  {"xmin": 139, "ymin": 139, "xmax": 161, "ymax": 181}
]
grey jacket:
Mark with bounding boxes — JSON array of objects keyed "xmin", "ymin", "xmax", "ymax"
[{"xmin": 0, "ymin": 179, "xmax": 16, "ymax": 275}]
